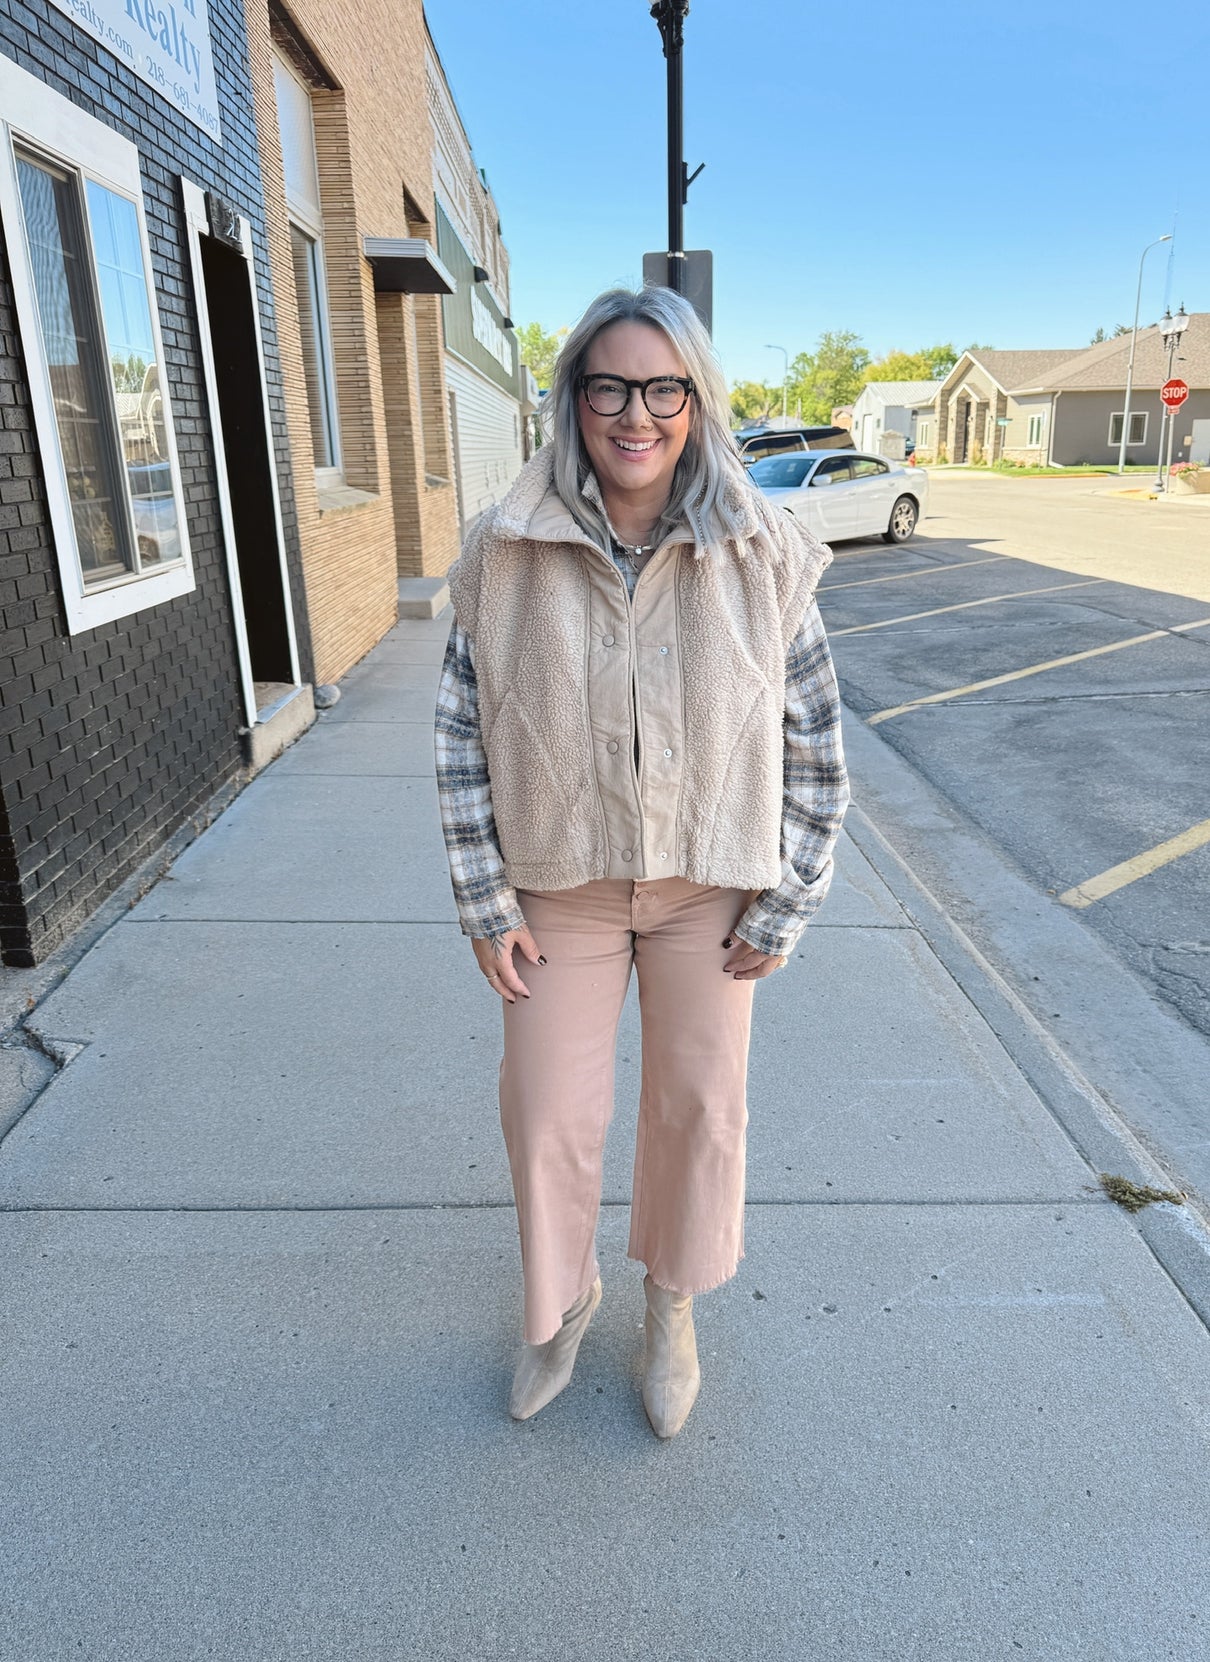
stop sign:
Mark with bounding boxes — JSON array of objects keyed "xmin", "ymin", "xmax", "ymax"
[{"xmin": 1161, "ymin": 378, "xmax": 1189, "ymax": 410}]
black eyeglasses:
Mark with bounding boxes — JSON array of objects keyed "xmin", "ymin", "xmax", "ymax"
[{"xmin": 579, "ymin": 374, "xmax": 695, "ymax": 419}]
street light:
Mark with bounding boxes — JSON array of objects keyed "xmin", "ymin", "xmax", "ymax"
[
  {"xmin": 1118, "ymin": 234, "xmax": 1172, "ymax": 474},
  {"xmin": 765, "ymin": 343, "xmax": 788, "ymax": 424},
  {"xmin": 1153, "ymin": 305, "xmax": 1190, "ymax": 492}
]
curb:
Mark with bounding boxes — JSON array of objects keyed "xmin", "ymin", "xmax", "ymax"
[{"xmin": 843, "ymin": 798, "xmax": 1210, "ymax": 1332}]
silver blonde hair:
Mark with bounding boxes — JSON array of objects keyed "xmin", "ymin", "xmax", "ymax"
[{"xmin": 543, "ymin": 285, "xmax": 758, "ymax": 554}]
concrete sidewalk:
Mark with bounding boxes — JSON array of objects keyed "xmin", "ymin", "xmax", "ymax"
[{"xmin": 2, "ymin": 607, "xmax": 1208, "ymax": 1660}]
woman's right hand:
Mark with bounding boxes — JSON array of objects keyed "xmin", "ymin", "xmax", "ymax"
[{"xmin": 472, "ymin": 926, "xmax": 545, "ymax": 1003}]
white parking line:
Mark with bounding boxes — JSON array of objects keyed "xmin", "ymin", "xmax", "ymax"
[
  {"xmin": 819, "ymin": 557, "xmax": 1003, "ymax": 594},
  {"xmin": 867, "ymin": 617, "xmax": 1210, "ymax": 725},
  {"xmin": 831, "ymin": 580, "xmax": 1103, "ymax": 636}
]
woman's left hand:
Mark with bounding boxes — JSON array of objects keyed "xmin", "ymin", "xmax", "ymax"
[{"xmin": 722, "ymin": 935, "xmax": 788, "ymax": 981}]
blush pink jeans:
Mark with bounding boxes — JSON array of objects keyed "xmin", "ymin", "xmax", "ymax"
[{"xmin": 501, "ymin": 877, "xmax": 756, "ymax": 1344}]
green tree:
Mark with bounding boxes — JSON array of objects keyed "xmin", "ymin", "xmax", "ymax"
[
  {"xmin": 866, "ymin": 343, "xmax": 956, "ymax": 382},
  {"xmin": 730, "ymin": 380, "xmax": 781, "ymax": 424},
  {"xmin": 515, "ymin": 322, "xmax": 566, "ymax": 390},
  {"xmin": 788, "ymin": 330, "xmax": 870, "ymax": 423},
  {"xmin": 111, "ymin": 353, "xmax": 148, "ymax": 394}
]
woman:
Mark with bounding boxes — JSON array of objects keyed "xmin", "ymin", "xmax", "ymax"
[{"xmin": 435, "ymin": 286, "xmax": 848, "ymax": 1438}]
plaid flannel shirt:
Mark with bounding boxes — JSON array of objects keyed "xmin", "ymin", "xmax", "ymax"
[{"xmin": 434, "ymin": 548, "xmax": 849, "ymax": 956}]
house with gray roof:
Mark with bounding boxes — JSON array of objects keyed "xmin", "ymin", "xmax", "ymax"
[
  {"xmin": 850, "ymin": 380, "xmax": 943, "ymax": 455},
  {"xmin": 1039, "ymin": 317, "xmax": 1210, "ymax": 466},
  {"xmin": 918, "ymin": 317, "xmax": 1210, "ymax": 467}
]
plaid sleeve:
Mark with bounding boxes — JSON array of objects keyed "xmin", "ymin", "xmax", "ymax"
[
  {"xmin": 734, "ymin": 599, "xmax": 850, "ymax": 957},
  {"xmin": 433, "ymin": 621, "xmax": 527, "ymax": 939}
]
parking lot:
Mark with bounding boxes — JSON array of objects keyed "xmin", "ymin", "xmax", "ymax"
[{"xmin": 818, "ymin": 472, "xmax": 1210, "ymax": 1041}]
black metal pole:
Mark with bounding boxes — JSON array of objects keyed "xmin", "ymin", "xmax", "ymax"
[{"xmin": 651, "ymin": 1, "xmax": 688, "ymax": 293}]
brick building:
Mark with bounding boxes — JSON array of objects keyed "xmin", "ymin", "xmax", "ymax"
[
  {"xmin": 246, "ymin": 0, "xmax": 468, "ymax": 678},
  {"xmin": 427, "ymin": 27, "xmax": 525, "ymax": 530},
  {"xmin": 0, "ymin": 0, "xmax": 313, "ymax": 967}
]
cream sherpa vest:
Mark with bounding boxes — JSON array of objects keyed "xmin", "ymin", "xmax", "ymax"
[{"xmin": 446, "ymin": 446, "xmax": 832, "ymax": 894}]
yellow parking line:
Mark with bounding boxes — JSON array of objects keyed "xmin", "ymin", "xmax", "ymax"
[
  {"xmin": 819, "ymin": 557, "xmax": 1003, "ymax": 593},
  {"xmin": 832, "ymin": 580, "xmax": 1102, "ymax": 636},
  {"xmin": 867, "ymin": 616, "xmax": 1210, "ymax": 725},
  {"xmin": 1059, "ymin": 818, "xmax": 1210, "ymax": 908}
]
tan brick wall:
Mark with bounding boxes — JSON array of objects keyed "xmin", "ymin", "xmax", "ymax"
[{"xmin": 247, "ymin": 0, "xmax": 461, "ymax": 685}]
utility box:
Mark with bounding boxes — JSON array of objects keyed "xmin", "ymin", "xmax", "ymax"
[{"xmin": 879, "ymin": 431, "xmax": 907, "ymax": 460}]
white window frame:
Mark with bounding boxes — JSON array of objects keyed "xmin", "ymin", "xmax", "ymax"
[
  {"xmin": 0, "ymin": 56, "xmax": 195, "ymax": 635},
  {"xmin": 273, "ymin": 51, "xmax": 342, "ymax": 483},
  {"xmin": 917, "ymin": 420, "xmax": 932, "ymax": 448},
  {"xmin": 1109, "ymin": 411, "xmax": 1148, "ymax": 447},
  {"xmin": 1027, "ymin": 413, "xmax": 1045, "ymax": 447}
]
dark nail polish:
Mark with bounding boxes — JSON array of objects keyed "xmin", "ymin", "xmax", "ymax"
[
  {"xmin": 537, "ymin": 955, "xmax": 547, "ymax": 965},
  {"xmin": 722, "ymin": 937, "xmax": 733, "ymax": 948}
]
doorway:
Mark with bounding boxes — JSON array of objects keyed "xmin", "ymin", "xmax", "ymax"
[
  {"xmin": 199, "ymin": 235, "xmax": 293, "ymax": 706},
  {"xmin": 181, "ymin": 179, "xmax": 303, "ymax": 733}
]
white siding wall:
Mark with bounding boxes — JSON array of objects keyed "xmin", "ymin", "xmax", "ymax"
[{"xmin": 445, "ymin": 357, "xmax": 523, "ymax": 526}]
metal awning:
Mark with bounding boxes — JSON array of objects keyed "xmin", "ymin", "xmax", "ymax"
[{"xmin": 363, "ymin": 238, "xmax": 456, "ymax": 295}]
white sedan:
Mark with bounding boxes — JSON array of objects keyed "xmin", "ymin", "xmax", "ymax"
[{"xmin": 747, "ymin": 450, "xmax": 928, "ymax": 545}]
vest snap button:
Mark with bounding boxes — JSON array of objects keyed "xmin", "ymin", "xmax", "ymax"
[
  {"xmin": 621, "ymin": 849, "xmax": 633, "ymax": 862},
  {"xmin": 663, "ymin": 748, "xmax": 672, "ymax": 758},
  {"xmin": 607, "ymin": 740, "xmax": 619, "ymax": 754},
  {"xmin": 659, "ymin": 645, "xmax": 669, "ymax": 655},
  {"xmin": 602, "ymin": 634, "xmax": 614, "ymax": 646},
  {"xmin": 658, "ymin": 851, "xmax": 668, "ymax": 860}
]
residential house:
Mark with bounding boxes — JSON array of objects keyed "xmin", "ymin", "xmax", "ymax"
[
  {"xmin": 850, "ymin": 382, "xmax": 942, "ymax": 455},
  {"xmin": 920, "ymin": 318, "xmax": 1210, "ymax": 467},
  {"xmin": 928, "ymin": 351, "xmax": 1080, "ymax": 465},
  {"xmin": 1037, "ymin": 317, "xmax": 1210, "ymax": 467}
]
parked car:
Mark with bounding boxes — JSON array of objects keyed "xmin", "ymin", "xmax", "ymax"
[
  {"xmin": 733, "ymin": 425, "xmax": 854, "ymax": 465},
  {"xmin": 126, "ymin": 459, "xmax": 181, "ymax": 566},
  {"xmin": 747, "ymin": 449, "xmax": 928, "ymax": 544}
]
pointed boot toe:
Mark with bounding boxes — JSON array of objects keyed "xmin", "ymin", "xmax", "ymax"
[
  {"xmin": 642, "ymin": 1273, "xmax": 701, "ymax": 1439},
  {"xmin": 508, "ymin": 1276, "xmax": 602, "ymax": 1421}
]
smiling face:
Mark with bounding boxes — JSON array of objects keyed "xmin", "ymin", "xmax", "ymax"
[{"xmin": 577, "ymin": 320, "xmax": 694, "ymax": 521}]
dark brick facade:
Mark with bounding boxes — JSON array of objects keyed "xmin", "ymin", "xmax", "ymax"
[{"xmin": 0, "ymin": 0, "xmax": 312, "ymax": 966}]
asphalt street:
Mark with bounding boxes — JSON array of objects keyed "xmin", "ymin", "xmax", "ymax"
[{"xmin": 819, "ymin": 472, "xmax": 1210, "ymax": 1051}]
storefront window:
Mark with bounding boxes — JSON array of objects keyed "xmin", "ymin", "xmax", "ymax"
[
  {"xmin": 1, "ymin": 55, "xmax": 194, "ymax": 632},
  {"xmin": 16, "ymin": 151, "xmax": 130, "ymax": 584},
  {"xmin": 87, "ymin": 179, "xmax": 181, "ymax": 567},
  {"xmin": 15, "ymin": 150, "xmax": 184, "ymax": 584}
]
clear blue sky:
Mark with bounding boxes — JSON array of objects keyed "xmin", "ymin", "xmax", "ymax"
[{"xmin": 423, "ymin": 0, "xmax": 1210, "ymax": 387}]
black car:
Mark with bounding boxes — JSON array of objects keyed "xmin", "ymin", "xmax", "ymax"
[{"xmin": 733, "ymin": 425, "xmax": 854, "ymax": 465}]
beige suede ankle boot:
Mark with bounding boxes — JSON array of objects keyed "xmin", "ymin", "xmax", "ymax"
[
  {"xmin": 508, "ymin": 1277, "xmax": 602, "ymax": 1421},
  {"xmin": 642, "ymin": 1274, "xmax": 701, "ymax": 1438}
]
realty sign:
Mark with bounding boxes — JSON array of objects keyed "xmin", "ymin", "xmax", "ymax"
[
  {"xmin": 1161, "ymin": 379, "xmax": 1189, "ymax": 410},
  {"xmin": 50, "ymin": 0, "xmax": 222, "ymax": 142}
]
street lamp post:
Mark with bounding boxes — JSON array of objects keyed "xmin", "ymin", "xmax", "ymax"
[
  {"xmin": 1118, "ymin": 234, "xmax": 1172, "ymax": 474},
  {"xmin": 765, "ymin": 344, "xmax": 788, "ymax": 423},
  {"xmin": 1153, "ymin": 305, "xmax": 1190, "ymax": 492},
  {"xmin": 650, "ymin": 1, "xmax": 692, "ymax": 295}
]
